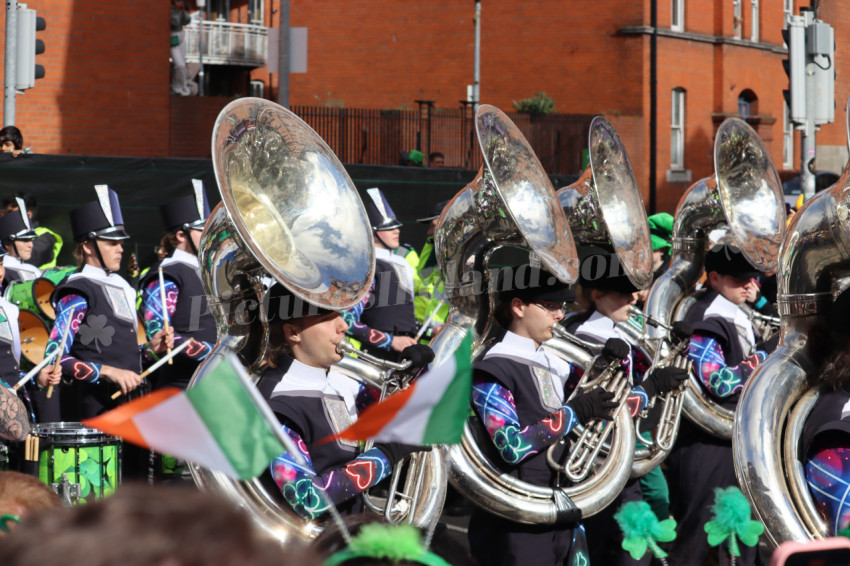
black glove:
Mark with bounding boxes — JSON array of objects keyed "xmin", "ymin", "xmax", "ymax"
[
  {"xmin": 401, "ymin": 344, "xmax": 435, "ymax": 369},
  {"xmin": 642, "ymin": 366, "xmax": 688, "ymax": 398},
  {"xmin": 601, "ymin": 338, "xmax": 630, "ymax": 362},
  {"xmin": 568, "ymin": 387, "xmax": 618, "ymax": 426},
  {"xmin": 374, "ymin": 442, "xmax": 432, "ymax": 466},
  {"xmin": 670, "ymin": 321, "xmax": 693, "ymax": 343}
]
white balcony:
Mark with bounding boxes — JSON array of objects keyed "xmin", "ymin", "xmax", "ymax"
[{"xmin": 184, "ymin": 20, "xmax": 268, "ymax": 68}]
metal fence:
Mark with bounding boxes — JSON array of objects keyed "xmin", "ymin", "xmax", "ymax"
[{"xmin": 290, "ymin": 106, "xmax": 594, "ymax": 175}]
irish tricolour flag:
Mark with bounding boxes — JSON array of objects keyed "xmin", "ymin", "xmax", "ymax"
[
  {"xmin": 83, "ymin": 352, "xmax": 291, "ymax": 480},
  {"xmin": 328, "ymin": 331, "xmax": 473, "ymax": 445}
]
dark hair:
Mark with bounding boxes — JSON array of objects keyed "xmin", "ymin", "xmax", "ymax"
[
  {"xmin": 807, "ymin": 320, "xmax": 850, "ymax": 390},
  {"xmin": 0, "ymin": 483, "xmax": 319, "ymax": 566},
  {"xmin": 493, "ymin": 296, "xmax": 517, "ymax": 329},
  {"xmin": 158, "ymin": 231, "xmax": 181, "ymax": 255},
  {"xmin": 0, "ymin": 126, "xmax": 23, "ymax": 151}
]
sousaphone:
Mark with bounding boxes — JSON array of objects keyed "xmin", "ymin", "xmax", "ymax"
[
  {"xmin": 432, "ymin": 105, "xmax": 635, "ymax": 522},
  {"xmin": 189, "ymin": 98, "xmax": 446, "ymax": 544},
  {"xmin": 643, "ymin": 118, "xmax": 786, "ymax": 439},
  {"xmin": 734, "ymin": 124, "xmax": 850, "ymax": 546}
]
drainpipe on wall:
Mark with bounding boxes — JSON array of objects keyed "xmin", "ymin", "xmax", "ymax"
[
  {"xmin": 277, "ymin": 0, "xmax": 290, "ymax": 107},
  {"xmin": 649, "ymin": 0, "xmax": 658, "ymax": 213}
]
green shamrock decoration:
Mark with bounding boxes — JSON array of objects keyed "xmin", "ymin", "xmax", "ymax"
[
  {"xmin": 704, "ymin": 487, "xmax": 764, "ymax": 557},
  {"xmin": 614, "ymin": 500, "xmax": 677, "ymax": 560}
]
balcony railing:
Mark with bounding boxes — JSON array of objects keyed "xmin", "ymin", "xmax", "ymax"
[{"xmin": 184, "ymin": 20, "xmax": 268, "ymax": 68}]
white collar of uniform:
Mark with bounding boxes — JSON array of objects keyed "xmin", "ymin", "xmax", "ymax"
[
  {"xmin": 485, "ymin": 330, "xmax": 571, "ymax": 375},
  {"xmin": 704, "ymin": 292, "xmax": 755, "ymax": 349},
  {"xmin": 161, "ymin": 248, "xmax": 200, "ymax": 270},
  {"xmin": 272, "ymin": 358, "xmax": 362, "ymax": 414},
  {"xmin": 375, "ymin": 246, "xmax": 415, "ymax": 283},
  {"xmin": 574, "ymin": 311, "xmax": 627, "ymax": 344},
  {"xmin": 4, "ymin": 255, "xmax": 41, "ymax": 277}
]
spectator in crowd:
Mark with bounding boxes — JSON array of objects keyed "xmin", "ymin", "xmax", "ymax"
[
  {"xmin": 0, "ymin": 472, "xmax": 61, "ymax": 531},
  {"xmin": 428, "ymin": 152, "xmax": 445, "ymax": 168},
  {"xmin": 170, "ymin": 0, "xmax": 193, "ymax": 96},
  {"xmin": 0, "ymin": 484, "xmax": 320, "ymax": 565},
  {"xmin": 0, "ymin": 127, "xmax": 27, "ymax": 158}
]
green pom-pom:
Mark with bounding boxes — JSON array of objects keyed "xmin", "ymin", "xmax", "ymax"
[
  {"xmin": 348, "ymin": 524, "xmax": 425, "ymax": 561},
  {"xmin": 709, "ymin": 487, "xmax": 753, "ymax": 532},
  {"xmin": 704, "ymin": 487, "xmax": 765, "ymax": 553},
  {"xmin": 614, "ymin": 501, "xmax": 677, "ymax": 560}
]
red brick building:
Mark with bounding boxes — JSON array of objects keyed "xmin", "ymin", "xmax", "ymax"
[{"xmin": 2, "ymin": 1, "xmax": 848, "ymax": 212}]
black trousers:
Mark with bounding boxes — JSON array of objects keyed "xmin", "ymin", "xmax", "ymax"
[
  {"xmin": 665, "ymin": 425, "xmax": 759, "ymax": 566},
  {"xmin": 468, "ymin": 508, "xmax": 586, "ymax": 566},
  {"xmin": 584, "ymin": 478, "xmax": 652, "ymax": 566}
]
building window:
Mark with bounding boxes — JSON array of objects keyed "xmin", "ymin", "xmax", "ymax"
[
  {"xmin": 249, "ymin": 80, "xmax": 265, "ymax": 98},
  {"xmin": 671, "ymin": 88, "xmax": 686, "ymax": 169},
  {"xmin": 672, "ymin": 0, "xmax": 684, "ymax": 31},
  {"xmin": 248, "ymin": 0, "xmax": 264, "ymax": 24},
  {"xmin": 733, "ymin": 0, "xmax": 742, "ymax": 39},
  {"xmin": 738, "ymin": 90, "xmax": 758, "ymax": 118},
  {"xmin": 751, "ymin": 0, "xmax": 760, "ymax": 42},
  {"xmin": 783, "ymin": 101, "xmax": 794, "ymax": 168},
  {"xmin": 784, "ymin": 0, "xmax": 794, "ymax": 24}
]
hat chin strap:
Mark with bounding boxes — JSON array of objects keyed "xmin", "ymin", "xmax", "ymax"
[
  {"xmin": 374, "ymin": 230, "xmax": 394, "ymax": 251},
  {"xmin": 89, "ymin": 238, "xmax": 113, "ymax": 275},
  {"xmin": 182, "ymin": 224, "xmax": 198, "ymax": 256}
]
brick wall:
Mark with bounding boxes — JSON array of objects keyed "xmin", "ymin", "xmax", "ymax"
[
  {"xmin": 170, "ymin": 95, "xmax": 232, "ymax": 159},
  {"xmin": 0, "ymin": 1, "xmax": 171, "ymax": 156}
]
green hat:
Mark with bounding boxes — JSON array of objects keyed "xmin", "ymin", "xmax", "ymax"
[
  {"xmin": 647, "ymin": 213, "xmax": 674, "ymax": 252},
  {"xmin": 408, "ymin": 149, "xmax": 424, "ymax": 166}
]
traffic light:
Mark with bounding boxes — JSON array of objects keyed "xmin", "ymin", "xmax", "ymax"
[
  {"xmin": 808, "ymin": 21, "xmax": 835, "ymax": 126},
  {"xmin": 15, "ymin": 4, "xmax": 46, "ymax": 91},
  {"xmin": 782, "ymin": 16, "xmax": 806, "ymax": 124}
]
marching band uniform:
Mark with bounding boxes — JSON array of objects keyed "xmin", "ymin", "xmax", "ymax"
[
  {"xmin": 802, "ymin": 289, "xmax": 850, "ymax": 534},
  {"xmin": 666, "ymin": 244, "xmax": 766, "ymax": 566},
  {"xmin": 46, "ymin": 187, "xmax": 166, "ymax": 422},
  {"xmin": 467, "ymin": 267, "xmax": 618, "ymax": 566},
  {"xmin": 564, "ymin": 246, "xmax": 685, "ymax": 566},
  {"xmin": 138, "ymin": 184, "xmax": 216, "ymax": 390},
  {"xmin": 257, "ymin": 285, "xmax": 425, "ymax": 520},
  {"xmin": 0, "ymin": 199, "xmax": 41, "ymax": 287},
  {"xmin": 342, "ymin": 188, "xmax": 418, "ymax": 361}
]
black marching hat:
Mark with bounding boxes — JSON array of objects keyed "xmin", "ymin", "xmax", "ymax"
[
  {"xmin": 416, "ymin": 200, "xmax": 449, "ymax": 224},
  {"xmin": 266, "ymin": 283, "xmax": 336, "ymax": 323},
  {"xmin": 497, "ymin": 265, "xmax": 575, "ymax": 305},
  {"xmin": 0, "ymin": 197, "xmax": 37, "ymax": 242},
  {"xmin": 160, "ymin": 180, "xmax": 211, "ymax": 232},
  {"xmin": 364, "ymin": 187, "xmax": 403, "ymax": 231},
  {"xmin": 70, "ymin": 185, "xmax": 130, "ymax": 243},
  {"xmin": 577, "ymin": 245, "xmax": 639, "ymax": 294},
  {"xmin": 704, "ymin": 243, "xmax": 762, "ymax": 281}
]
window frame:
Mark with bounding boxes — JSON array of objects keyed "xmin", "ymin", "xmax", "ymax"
[
  {"xmin": 751, "ymin": 0, "xmax": 760, "ymax": 42},
  {"xmin": 671, "ymin": 88, "xmax": 686, "ymax": 170},
  {"xmin": 671, "ymin": 0, "xmax": 685, "ymax": 32}
]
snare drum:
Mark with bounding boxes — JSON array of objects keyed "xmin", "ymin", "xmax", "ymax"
[
  {"xmin": 31, "ymin": 422, "xmax": 122, "ymax": 503},
  {"xmin": 18, "ymin": 310, "xmax": 49, "ymax": 369},
  {"xmin": 5, "ymin": 278, "xmax": 56, "ymax": 320}
]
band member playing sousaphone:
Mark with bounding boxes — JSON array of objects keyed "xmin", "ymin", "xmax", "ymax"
[
  {"xmin": 666, "ymin": 241, "xmax": 768, "ymax": 566},
  {"xmin": 801, "ymin": 288, "xmax": 850, "ymax": 535},
  {"xmin": 45, "ymin": 186, "xmax": 173, "ymax": 423},
  {"xmin": 0, "ymin": 198, "xmax": 41, "ymax": 288},
  {"xmin": 468, "ymin": 265, "xmax": 623, "ymax": 566},
  {"xmin": 256, "ymin": 283, "xmax": 431, "ymax": 520},
  {"xmin": 138, "ymin": 182, "xmax": 216, "ymax": 391},
  {"xmin": 563, "ymin": 245, "xmax": 689, "ymax": 566}
]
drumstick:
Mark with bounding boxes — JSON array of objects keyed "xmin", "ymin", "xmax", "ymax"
[
  {"xmin": 12, "ymin": 349, "xmax": 60, "ymax": 391},
  {"xmin": 110, "ymin": 339, "xmax": 194, "ymax": 400},
  {"xmin": 158, "ymin": 267, "xmax": 173, "ymax": 365},
  {"xmin": 47, "ymin": 305, "xmax": 76, "ymax": 399}
]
